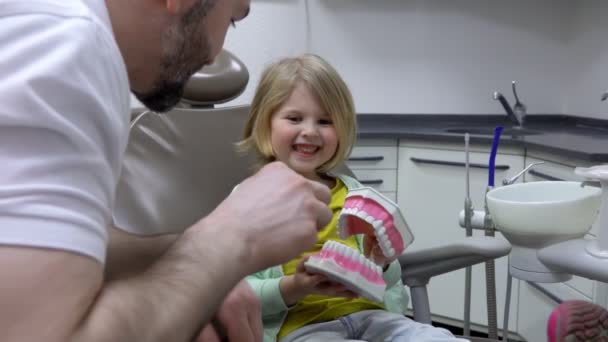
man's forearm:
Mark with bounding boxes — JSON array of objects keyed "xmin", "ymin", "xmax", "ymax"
[
  {"xmin": 105, "ymin": 226, "xmax": 179, "ymax": 281},
  {"xmin": 74, "ymin": 224, "xmax": 250, "ymax": 342}
]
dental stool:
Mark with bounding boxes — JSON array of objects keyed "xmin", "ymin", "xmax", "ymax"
[{"xmin": 114, "ymin": 50, "xmax": 511, "ymax": 342}]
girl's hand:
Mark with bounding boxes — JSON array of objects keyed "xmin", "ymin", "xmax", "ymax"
[
  {"xmin": 363, "ymin": 234, "xmax": 395, "ymax": 269},
  {"xmin": 279, "ymin": 256, "xmax": 358, "ymax": 306}
]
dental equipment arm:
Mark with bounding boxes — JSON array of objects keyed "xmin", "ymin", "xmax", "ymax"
[{"xmin": 399, "ymin": 237, "xmax": 511, "ymax": 324}]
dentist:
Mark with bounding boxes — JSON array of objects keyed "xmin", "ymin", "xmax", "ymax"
[{"xmin": 0, "ymin": 1, "xmax": 332, "ymax": 341}]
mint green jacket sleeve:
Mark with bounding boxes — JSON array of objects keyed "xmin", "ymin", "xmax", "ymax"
[
  {"xmin": 382, "ymin": 259, "xmax": 409, "ymax": 314},
  {"xmin": 246, "ymin": 268, "xmax": 289, "ymax": 318}
]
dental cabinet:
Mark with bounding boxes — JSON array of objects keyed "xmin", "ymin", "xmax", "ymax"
[
  {"xmin": 345, "ymin": 138, "xmax": 398, "ymax": 203},
  {"xmin": 398, "ymin": 140, "xmax": 523, "ymax": 335},
  {"xmin": 349, "ymin": 136, "xmax": 606, "ymax": 341}
]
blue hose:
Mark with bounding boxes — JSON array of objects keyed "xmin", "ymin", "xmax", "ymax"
[{"xmin": 488, "ymin": 126, "xmax": 504, "ymax": 187}]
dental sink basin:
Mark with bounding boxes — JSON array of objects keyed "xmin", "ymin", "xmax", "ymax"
[
  {"xmin": 486, "ymin": 181, "xmax": 601, "ymax": 282},
  {"xmin": 445, "ymin": 127, "xmax": 541, "ymax": 136},
  {"xmin": 487, "ymin": 181, "xmax": 601, "ymax": 238}
]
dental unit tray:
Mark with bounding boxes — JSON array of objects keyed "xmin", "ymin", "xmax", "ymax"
[{"xmin": 305, "ymin": 187, "xmax": 414, "ymax": 302}]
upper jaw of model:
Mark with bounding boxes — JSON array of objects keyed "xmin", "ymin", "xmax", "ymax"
[{"xmin": 338, "ymin": 187, "xmax": 414, "ymax": 258}]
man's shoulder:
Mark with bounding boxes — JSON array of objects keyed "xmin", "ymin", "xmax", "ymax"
[
  {"xmin": 0, "ymin": 0, "xmax": 116, "ymax": 41},
  {"xmin": 0, "ymin": 0, "xmax": 93, "ymax": 19}
]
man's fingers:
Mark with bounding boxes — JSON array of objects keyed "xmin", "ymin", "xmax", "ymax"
[
  {"xmin": 308, "ymin": 179, "xmax": 331, "ymax": 204},
  {"xmin": 314, "ymin": 201, "xmax": 333, "ymax": 231},
  {"xmin": 196, "ymin": 324, "xmax": 221, "ymax": 342}
]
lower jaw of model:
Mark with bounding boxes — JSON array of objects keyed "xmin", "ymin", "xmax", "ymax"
[{"xmin": 305, "ymin": 187, "xmax": 414, "ymax": 302}]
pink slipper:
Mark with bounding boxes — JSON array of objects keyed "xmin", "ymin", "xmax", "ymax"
[{"xmin": 547, "ymin": 300, "xmax": 608, "ymax": 341}]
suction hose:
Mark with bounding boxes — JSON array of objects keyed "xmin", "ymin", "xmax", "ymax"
[{"xmin": 484, "ymin": 126, "xmax": 503, "ymax": 339}]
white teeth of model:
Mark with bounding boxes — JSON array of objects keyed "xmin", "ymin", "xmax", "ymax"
[
  {"xmin": 382, "ymin": 242, "xmax": 394, "ymax": 257},
  {"xmin": 373, "ymin": 220, "xmax": 383, "ymax": 229},
  {"xmin": 379, "ymin": 233, "xmax": 390, "ymax": 245},
  {"xmin": 339, "ymin": 243, "xmax": 348, "ymax": 255},
  {"xmin": 329, "ymin": 241, "xmax": 337, "ymax": 252},
  {"xmin": 364, "ymin": 214, "xmax": 375, "ymax": 224},
  {"xmin": 381, "ymin": 239, "xmax": 391, "ymax": 251},
  {"xmin": 375, "ymin": 264, "xmax": 382, "ymax": 275},
  {"xmin": 345, "ymin": 246, "xmax": 354, "ymax": 260},
  {"xmin": 376, "ymin": 225, "xmax": 386, "ymax": 236},
  {"xmin": 358, "ymin": 212, "xmax": 369, "ymax": 222}
]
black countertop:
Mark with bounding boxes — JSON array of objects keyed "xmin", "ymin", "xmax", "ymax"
[{"xmin": 356, "ymin": 114, "xmax": 608, "ymax": 162}]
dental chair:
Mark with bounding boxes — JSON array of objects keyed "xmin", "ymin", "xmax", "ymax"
[{"xmin": 114, "ymin": 50, "xmax": 511, "ymax": 342}]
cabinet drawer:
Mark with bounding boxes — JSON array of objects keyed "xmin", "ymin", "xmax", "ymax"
[
  {"xmin": 350, "ymin": 169, "xmax": 397, "ymax": 192},
  {"xmin": 347, "ymin": 146, "xmax": 397, "ymax": 170}
]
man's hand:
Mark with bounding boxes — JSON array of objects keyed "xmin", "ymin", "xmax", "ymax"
[
  {"xmin": 203, "ymin": 162, "xmax": 332, "ymax": 274},
  {"xmin": 195, "ymin": 280, "xmax": 262, "ymax": 342}
]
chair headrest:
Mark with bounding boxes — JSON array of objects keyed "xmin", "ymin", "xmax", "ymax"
[{"xmin": 181, "ymin": 49, "xmax": 249, "ymax": 106}]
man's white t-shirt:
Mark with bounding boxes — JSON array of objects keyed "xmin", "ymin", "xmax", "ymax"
[{"xmin": 0, "ymin": 0, "xmax": 130, "ymax": 263}]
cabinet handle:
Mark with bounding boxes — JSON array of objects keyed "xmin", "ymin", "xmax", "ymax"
[
  {"xmin": 410, "ymin": 157, "xmax": 510, "ymax": 171},
  {"xmin": 527, "ymin": 281, "xmax": 562, "ymax": 304},
  {"xmin": 348, "ymin": 156, "xmax": 384, "ymax": 162},
  {"xmin": 360, "ymin": 179, "xmax": 384, "ymax": 186},
  {"xmin": 528, "ymin": 170, "xmax": 564, "ymax": 181}
]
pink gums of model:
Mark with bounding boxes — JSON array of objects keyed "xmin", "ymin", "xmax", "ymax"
[{"xmin": 305, "ymin": 187, "xmax": 414, "ymax": 302}]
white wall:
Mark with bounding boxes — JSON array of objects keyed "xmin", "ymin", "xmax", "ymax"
[
  {"xmin": 563, "ymin": 0, "xmax": 608, "ymax": 119},
  {"xmin": 132, "ymin": 0, "xmax": 608, "ymax": 119},
  {"xmin": 220, "ymin": 0, "xmax": 309, "ymax": 107},
  {"xmin": 307, "ymin": 0, "xmax": 572, "ymax": 115}
]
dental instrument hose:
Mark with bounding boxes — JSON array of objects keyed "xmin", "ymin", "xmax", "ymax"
[
  {"xmin": 484, "ymin": 126, "xmax": 503, "ymax": 340},
  {"xmin": 463, "ymin": 133, "xmax": 472, "ymax": 337}
]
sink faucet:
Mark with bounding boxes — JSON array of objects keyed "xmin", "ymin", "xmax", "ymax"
[
  {"xmin": 502, "ymin": 161, "xmax": 544, "ymax": 186},
  {"xmin": 493, "ymin": 81, "xmax": 526, "ymax": 128}
]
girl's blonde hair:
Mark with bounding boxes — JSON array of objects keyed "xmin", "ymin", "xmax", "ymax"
[{"xmin": 237, "ymin": 54, "xmax": 356, "ymax": 173}]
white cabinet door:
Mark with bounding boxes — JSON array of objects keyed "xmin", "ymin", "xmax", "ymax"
[
  {"xmin": 347, "ymin": 141, "xmax": 399, "ymax": 201},
  {"xmin": 398, "ymin": 145, "xmax": 524, "ymax": 332}
]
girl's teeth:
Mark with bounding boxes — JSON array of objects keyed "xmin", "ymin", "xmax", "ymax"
[{"xmin": 295, "ymin": 145, "xmax": 318, "ymax": 153}]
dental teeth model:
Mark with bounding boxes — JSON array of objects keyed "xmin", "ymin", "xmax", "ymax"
[
  {"xmin": 305, "ymin": 240, "xmax": 387, "ymax": 302},
  {"xmin": 338, "ymin": 187, "xmax": 414, "ymax": 258},
  {"xmin": 305, "ymin": 187, "xmax": 414, "ymax": 302}
]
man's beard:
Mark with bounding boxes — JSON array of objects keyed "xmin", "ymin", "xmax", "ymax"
[{"xmin": 134, "ymin": 1, "xmax": 214, "ymax": 113}]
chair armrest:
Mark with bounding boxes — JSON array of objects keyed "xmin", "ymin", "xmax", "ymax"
[{"xmin": 399, "ymin": 236, "xmax": 511, "ymax": 287}]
